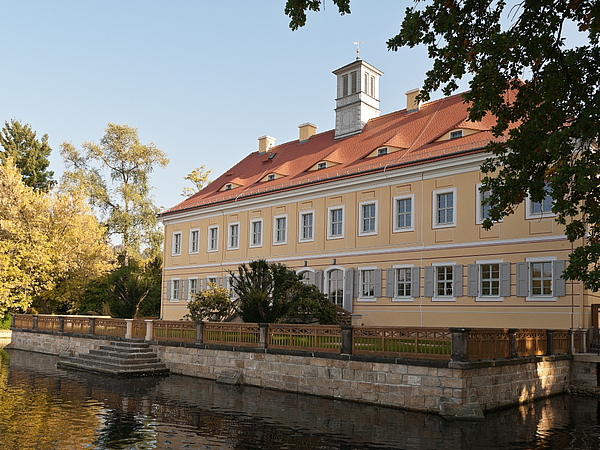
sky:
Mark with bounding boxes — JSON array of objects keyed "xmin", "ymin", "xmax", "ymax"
[{"xmin": 1, "ymin": 1, "xmax": 473, "ymax": 214}]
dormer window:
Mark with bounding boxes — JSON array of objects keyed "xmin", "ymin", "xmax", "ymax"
[
  {"xmin": 225, "ymin": 184, "xmax": 232, "ymax": 191},
  {"xmin": 450, "ymin": 130, "xmax": 463, "ymax": 140},
  {"xmin": 267, "ymin": 174, "xmax": 276, "ymax": 181},
  {"xmin": 377, "ymin": 147, "xmax": 388, "ymax": 156},
  {"xmin": 317, "ymin": 162, "xmax": 327, "ymax": 170}
]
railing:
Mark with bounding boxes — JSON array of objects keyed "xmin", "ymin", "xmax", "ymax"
[
  {"xmin": 204, "ymin": 322, "xmax": 259, "ymax": 347},
  {"xmin": 554, "ymin": 330, "xmax": 570, "ymax": 355},
  {"xmin": 63, "ymin": 317, "xmax": 91, "ymax": 334},
  {"xmin": 132, "ymin": 320, "xmax": 147, "ymax": 339},
  {"xmin": 268, "ymin": 324, "xmax": 341, "ymax": 353},
  {"xmin": 94, "ymin": 318, "xmax": 127, "ymax": 337},
  {"xmin": 13, "ymin": 315, "xmax": 33, "ymax": 330},
  {"xmin": 153, "ymin": 320, "xmax": 196, "ymax": 342},
  {"xmin": 354, "ymin": 327, "xmax": 452, "ymax": 360},
  {"xmin": 516, "ymin": 329, "xmax": 547, "ymax": 357},
  {"xmin": 467, "ymin": 329, "xmax": 511, "ymax": 360},
  {"xmin": 36, "ymin": 315, "xmax": 60, "ymax": 332}
]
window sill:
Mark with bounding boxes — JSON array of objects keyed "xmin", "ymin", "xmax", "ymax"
[
  {"xmin": 249, "ymin": 244, "xmax": 262, "ymax": 249},
  {"xmin": 188, "ymin": 251, "xmax": 199, "ymax": 255},
  {"xmin": 169, "ymin": 299, "xmax": 180, "ymax": 303},
  {"xmin": 526, "ymin": 296, "xmax": 557, "ymax": 302},
  {"xmin": 207, "ymin": 249, "xmax": 218, "ymax": 253},
  {"xmin": 392, "ymin": 297, "xmax": 414, "ymax": 302},
  {"xmin": 358, "ymin": 231, "xmax": 377, "ymax": 237},
  {"xmin": 273, "ymin": 241, "xmax": 287, "ymax": 246},
  {"xmin": 476, "ymin": 296, "xmax": 504, "ymax": 302},
  {"xmin": 431, "ymin": 297, "xmax": 456, "ymax": 302},
  {"xmin": 327, "ymin": 235, "xmax": 344, "ymax": 240},
  {"xmin": 357, "ymin": 297, "xmax": 377, "ymax": 302},
  {"xmin": 393, "ymin": 227, "xmax": 414, "ymax": 233},
  {"xmin": 432, "ymin": 223, "xmax": 456, "ymax": 230}
]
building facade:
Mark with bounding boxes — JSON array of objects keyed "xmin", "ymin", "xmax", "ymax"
[{"xmin": 159, "ymin": 58, "xmax": 592, "ymax": 329}]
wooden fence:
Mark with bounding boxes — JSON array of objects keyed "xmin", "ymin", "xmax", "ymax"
[{"xmin": 11, "ymin": 314, "xmax": 578, "ymax": 362}]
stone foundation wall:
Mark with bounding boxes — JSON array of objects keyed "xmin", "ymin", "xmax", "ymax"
[
  {"xmin": 9, "ymin": 330, "xmax": 572, "ymax": 415},
  {"xmin": 571, "ymin": 354, "xmax": 600, "ymax": 388}
]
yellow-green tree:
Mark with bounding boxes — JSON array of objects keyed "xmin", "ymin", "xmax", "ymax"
[
  {"xmin": 181, "ymin": 165, "xmax": 212, "ymax": 197},
  {"xmin": 0, "ymin": 160, "xmax": 114, "ymax": 315}
]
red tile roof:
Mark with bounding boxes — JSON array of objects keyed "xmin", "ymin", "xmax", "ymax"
[{"xmin": 160, "ymin": 90, "xmax": 514, "ymax": 217}]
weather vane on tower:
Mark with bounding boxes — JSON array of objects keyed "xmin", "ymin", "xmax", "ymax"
[{"xmin": 353, "ymin": 40, "xmax": 363, "ymax": 60}]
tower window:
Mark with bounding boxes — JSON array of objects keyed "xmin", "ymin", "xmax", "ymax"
[
  {"xmin": 342, "ymin": 74, "xmax": 349, "ymax": 96},
  {"xmin": 351, "ymin": 71, "xmax": 357, "ymax": 94}
]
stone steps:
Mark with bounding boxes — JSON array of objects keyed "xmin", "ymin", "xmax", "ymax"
[{"xmin": 57, "ymin": 339, "xmax": 169, "ymax": 378}]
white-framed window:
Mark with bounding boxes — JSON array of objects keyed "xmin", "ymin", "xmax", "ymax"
[
  {"xmin": 517, "ymin": 257, "xmax": 565, "ymax": 301},
  {"xmin": 526, "ymin": 187, "xmax": 554, "ymax": 219},
  {"xmin": 350, "ymin": 71, "xmax": 357, "ymax": 94},
  {"xmin": 317, "ymin": 162, "xmax": 327, "ymax": 170},
  {"xmin": 189, "ymin": 229, "xmax": 200, "ymax": 254},
  {"xmin": 450, "ymin": 130, "xmax": 463, "ymax": 139},
  {"xmin": 377, "ymin": 147, "xmax": 388, "ymax": 156},
  {"xmin": 170, "ymin": 278, "xmax": 181, "ymax": 302},
  {"xmin": 436, "ymin": 265, "xmax": 454, "ymax": 297},
  {"xmin": 299, "ymin": 211, "xmax": 314, "ymax": 242},
  {"xmin": 468, "ymin": 260, "xmax": 509, "ymax": 301},
  {"xmin": 207, "ymin": 226, "xmax": 219, "ymax": 252},
  {"xmin": 359, "ymin": 267, "xmax": 376, "ymax": 300},
  {"xmin": 480, "ymin": 263, "xmax": 500, "ymax": 297},
  {"xmin": 172, "ymin": 232, "xmax": 182, "ymax": 256},
  {"xmin": 225, "ymin": 183, "xmax": 232, "ymax": 191},
  {"xmin": 225, "ymin": 275, "xmax": 238, "ymax": 300},
  {"xmin": 249, "ymin": 219, "xmax": 262, "ymax": 247},
  {"xmin": 188, "ymin": 277, "xmax": 199, "ymax": 300},
  {"xmin": 327, "ymin": 268, "xmax": 344, "ymax": 307},
  {"xmin": 205, "ymin": 276, "xmax": 219, "ymax": 291},
  {"xmin": 475, "ymin": 184, "xmax": 491, "ymax": 225},
  {"xmin": 396, "ymin": 268, "xmax": 412, "ymax": 297},
  {"xmin": 273, "ymin": 215, "xmax": 287, "ymax": 245},
  {"xmin": 267, "ymin": 174, "xmax": 276, "ymax": 181},
  {"xmin": 342, "ymin": 73, "xmax": 349, "ymax": 96},
  {"xmin": 327, "ymin": 206, "xmax": 345, "ymax": 239},
  {"xmin": 432, "ymin": 187, "xmax": 457, "ymax": 228},
  {"xmin": 359, "ymin": 201, "xmax": 377, "ymax": 236},
  {"xmin": 227, "ymin": 223, "xmax": 240, "ymax": 250},
  {"xmin": 531, "ymin": 262, "xmax": 553, "ymax": 296},
  {"xmin": 393, "ymin": 194, "xmax": 414, "ymax": 232},
  {"xmin": 387, "ymin": 265, "xmax": 418, "ymax": 301}
]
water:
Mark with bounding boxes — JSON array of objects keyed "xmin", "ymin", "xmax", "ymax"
[{"xmin": 1, "ymin": 346, "xmax": 600, "ymax": 450}]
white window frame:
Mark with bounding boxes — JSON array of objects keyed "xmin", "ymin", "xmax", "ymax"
[
  {"xmin": 205, "ymin": 276, "xmax": 219, "ymax": 289},
  {"xmin": 358, "ymin": 266, "xmax": 377, "ymax": 302},
  {"xmin": 227, "ymin": 222, "xmax": 240, "ymax": 250},
  {"xmin": 170, "ymin": 278, "xmax": 181, "ymax": 302},
  {"xmin": 189, "ymin": 229, "xmax": 200, "ymax": 254},
  {"xmin": 358, "ymin": 200, "xmax": 378, "ymax": 236},
  {"xmin": 325, "ymin": 266, "xmax": 345, "ymax": 307},
  {"xmin": 225, "ymin": 274, "xmax": 238, "ymax": 300},
  {"xmin": 317, "ymin": 162, "xmax": 327, "ymax": 170},
  {"xmin": 526, "ymin": 191, "xmax": 555, "ymax": 220},
  {"xmin": 327, "ymin": 205, "xmax": 345, "ymax": 240},
  {"xmin": 267, "ymin": 173, "xmax": 276, "ymax": 181},
  {"xmin": 475, "ymin": 259, "xmax": 504, "ymax": 302},
  {"xmin": 392, "ymin": 264, "xmax": 414, "ymax": 302},
  {"xmin": 298, "ymin": 210, "xmax": 315, "ymax": 242},
  {"xmin": 432, "ymin": 262, "xmax": 457, "ymax": 302},
  {"xmin": 377, "ymin": 147, "xmax": 388, "ymax": 156},
  {"xmin": 273, "ymin": 214, "xmax": 288, "ymax": 245},
  {"xmin": 450, "ymin": 129, "xmax": 463, "ymax": 139},
  {"xmin": 207, "ymin": 225, "xmax": 219, "ymax": 253},
  {"xmin": 393, "ymin": 194, "xmax": 415, "ymax": 233},
  {"xmin": 526, "ymin": 256, "xmax": 557, "ymax": 302},
  {"xmin": 249, "ymin": 219, "xmax": 263, "ymax": 248},
  {"xmin": 188, "ymin": 277, "xmax": 199, "ymax": 301},
  {"xmin": 432, "ymin": 187, "xmax": 457, "ymax": 229},
  {"xmin": 172, "ymin": 232, "xmax": 182, "ymax": 256}
]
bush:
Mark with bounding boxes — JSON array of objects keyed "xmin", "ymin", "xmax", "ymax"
[
  {"xmin": 185, "ymin": 283, "xmax": 233, "ymax": 322},
  {"xmin": 0, "ymin": 315, "xmax": 11, "ymax": 330}
]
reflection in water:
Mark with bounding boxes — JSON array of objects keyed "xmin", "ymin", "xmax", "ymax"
[{"xmin": 1, "ymin": 348, "xmax": 600, "ymax": 449}]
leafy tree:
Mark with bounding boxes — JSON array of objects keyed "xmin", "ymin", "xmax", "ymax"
[
  {"xmin": 230, "ymin": 259, "xmax": 336, "ymax": 324},
  {"xmin": 285, "ymin": 1, "xmax": 600, "ymax": 290},
  {"xmin": 0, "ymin": 119, "xmax": 54, "ymax": 190},
  {"xmin": 185, "ymin": 283, "xmax": 234, "ymax": 322},
  {"xmin": 181, "ymin": 165, "xmax": 212, "ymax": 197},
  {"xmin": 60, "ymin": 123, "xmax": 168, "ymax": 266},
  {"xmin": 0, "ymin": 160, "xmax": 114, "ymax": 316}
]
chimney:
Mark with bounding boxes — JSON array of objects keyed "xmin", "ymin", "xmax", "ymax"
[
  {"xmin": 258, "ymin": 135, "xmax": 276, "ymax": 154},
  {"xmin": 406, "ymin": 88, "xmax": 422, "ymax": 114},
  {"xmin": 298, "ymin": 123, "xmax": 317, "ymax": 142}
]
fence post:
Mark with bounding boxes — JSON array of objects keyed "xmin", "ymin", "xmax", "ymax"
[
  {"xmin": 546, "ymin": 329, "xmax": 555, "ymax": 356},
  {"xmin": 258, "ymin": 323, "xmax": 268, "ymax": 349},
  {"xmin": 195, "ymin": 321, "xmax": 204, "ymax": 344},
  {"xmin": 32, "ymin": 315, "xmax": 38, "ymax": 330},
  {"xmin": 450, "ymin": 328, "xmax": 470, "ymax": 362},
  {"xmin": 508, "ymin": 328, "xmax": 519, "ymax": 358},
  {"xmin": 58, "ymin": 316, "xmax": 64, "ymax": 333},
  {"xmin": 89, "ymin": 317, "xmax": 95, "ymax": 335},
  {"xmin": 125, "ymin": 319, "xmax": 133, "ymax": 339},
  {"xmin": 145, "ymin": 320, "xmax": 154, "ymax": 341},
  {"xmin": 341, "ymin": 325, "xmax": 353, "ymax": 355}
]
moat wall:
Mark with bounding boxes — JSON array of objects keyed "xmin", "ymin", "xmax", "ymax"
[{"xmin": 9, "ymin": 329, "xmax": 572, "ymax": 416}]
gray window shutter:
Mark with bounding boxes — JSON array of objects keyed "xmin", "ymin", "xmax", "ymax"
[
  {"xmin": 183, "ymin": 280, "xmax": 189, "ymax": 300},
  {"xmin": 386, "ymin": 268, "xmax": 394, "ymax": 298},
  {"xmin": 467, "ymin": 264, "xmax": 478, "ymax": 297},
  {"xmin": 453, "ymin": 265, "xmax": 463, "ymax": 297},
  {"xmin": 500, "ymin": 262, "xmax": 511, "ymax": 297},
  {"xmin": 344, "ymin": 268, "xmax": 354, "ymax": 313},
  {"xmin": 307, "ymin": 271, "xmax": 315, "ymax": 286},
  {"xmin": 353, "ymin": 270, "xmax": 359, "ymax": 298},
  {"xmin": 217, "ymin": 277, "xmax": 222, "ymax": 288},
  {"xmin": 166, "ymin": 280, "xmax": 172, "ymax": 300},
  {"xmin": 411, "ymin": 267, "xmax": 420, "ymax": 298},
  {"xmin": 424, "ymin": 266, "xmax": 434, "ymax": 297},
  {"xmin": 314, "ymin": 269, "xmax": 323, "ymax": 292},
  {"xmin": 202, "ymin": 278, "xmax": 208, "ymax": 290},
  {"xmin": 553, "ymin": 260, "xmax": 566, "ymax": 297},
  {"xmin": 374, "ymin": 269, "xmax": 382, "ymax": 298},
  {"xmin": 516, "ymin": 262, "xmax": 528, "ymax": 297}
]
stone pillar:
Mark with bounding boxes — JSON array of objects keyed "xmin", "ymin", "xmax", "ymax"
[
  {"xmin": 341, "ymin": 325, "xmax": 353, "ymax": 355},
  {"xmin": 508, "ymin": 328, "xmax": 519, "ymax": 359},
  {"xmin": 32, "ymin": 315, "xmax": 38, "ymax": 330},
  {"xmin": 450, "ymin": 328, "xmax": 471, "ymax": 362},
  {"xmin": 350, "ymin": 314, "xmax": 362, "ymax": 327},
  {"xmin": 569, "ymin": 329, "xmax": 574, "ymax": 354},
  {"xmin": 258, "ymin": 323, "xmax": 268, "ymax": 349},
  {"xmin": 195, "ymin": 321, "xmax": 204, "ymax": 344},
  {"xmin": 58, "ymin": 316, "xmax": 64, "ymax": 333},
  {"xmin": 546, "ymin": 329, "xmax": 556, "ymax": 356},
  {"xmin": 125, "ymin": 319, "xmax": 133, "ymax": 339},
  {"xmin": 89, "ymin": 317, "xmax": 96, "ymax": 335},
  {"xmin": 145, "ymin": 320, "xmax": 154, "ymax": 341}
]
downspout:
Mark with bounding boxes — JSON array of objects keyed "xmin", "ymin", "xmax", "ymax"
[{"xmin": 420, "ymin": 171, "xmax": 425, "ymax": 327}]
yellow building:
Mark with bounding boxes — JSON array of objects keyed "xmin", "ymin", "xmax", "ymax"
[{"xmin": 159, "ymin": 58, "xmax": 590, "ymax": 329}]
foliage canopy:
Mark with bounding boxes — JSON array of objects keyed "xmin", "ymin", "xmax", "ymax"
[
  {"xmin": 185, "ymin": 283, "xmax": 234, "ymax": 322},
  {"xmin": 181, "ymin": 165, "xmax": 212, "ymax": 197},
  {"xmin": 285, "ymin": 0, "xmax": 600, "ymax": 290}
]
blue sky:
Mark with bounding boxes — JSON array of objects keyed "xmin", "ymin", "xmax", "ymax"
[{"xmin": 1, "ymin": 1, "xmax": 472, "ymax": 212}]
